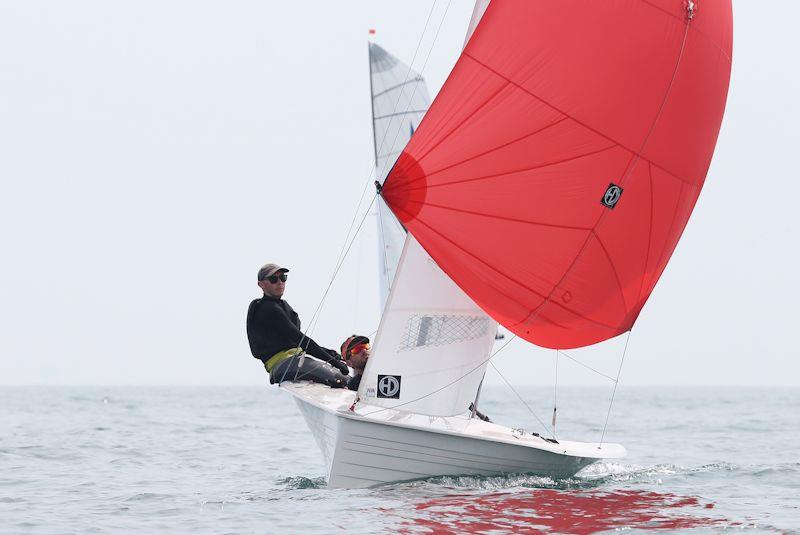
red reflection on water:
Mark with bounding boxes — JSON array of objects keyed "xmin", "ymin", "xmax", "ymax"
[{"xmin": 391, "ymin": 489, "xmax": 728, "ymax": 534}]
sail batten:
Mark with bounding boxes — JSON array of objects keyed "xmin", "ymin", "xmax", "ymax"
[{"xmin": 382, "ymin": 1, "xmax": 733, "ymax": 349}]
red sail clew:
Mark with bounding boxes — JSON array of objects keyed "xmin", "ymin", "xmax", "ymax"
[{"xmin": 382, "ymin": 0, "xmax": 733, "ymax": 349}]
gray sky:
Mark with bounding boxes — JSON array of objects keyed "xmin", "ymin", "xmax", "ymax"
[{"xmin": 0, "ymin": 1, "xmax": 796, "ymax": 386}]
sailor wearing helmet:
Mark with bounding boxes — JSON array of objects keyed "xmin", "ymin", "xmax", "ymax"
[{"xmin": 340, "ymin": 335, "xmax": 371, "ymax": 391}]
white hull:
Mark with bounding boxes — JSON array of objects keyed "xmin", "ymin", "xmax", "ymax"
[{"xmin": 282, "ymin": 382, "xmax": 625, "ymax": 489}]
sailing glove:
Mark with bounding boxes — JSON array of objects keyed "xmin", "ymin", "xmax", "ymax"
[{"xmin": 332, "ymin": 359, "xmax": 350, "ymax": 375}]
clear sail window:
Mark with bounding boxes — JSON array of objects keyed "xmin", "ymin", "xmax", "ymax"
[{"xmin": 399, "ymin": 315, "xmax": 493, "ymax": 351}]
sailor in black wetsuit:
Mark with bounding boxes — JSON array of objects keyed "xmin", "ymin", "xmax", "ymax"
[{"xmin": 247, "ymin": 263, "xmax": 350, "ymax": 388}]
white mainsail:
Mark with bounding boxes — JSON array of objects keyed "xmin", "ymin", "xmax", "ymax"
[{"xmin": 368, "ymin": 42, "xmax": 431, "ymax": 308}]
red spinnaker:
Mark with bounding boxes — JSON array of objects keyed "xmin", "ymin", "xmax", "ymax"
[{"xmin": 382, "ymin": 1, "xmax": 733, "ymax": 349}]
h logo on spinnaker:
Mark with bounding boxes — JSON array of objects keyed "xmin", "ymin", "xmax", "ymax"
[
  {"xmin": 377, "ymin": 375, "xmax": 401, "ymax": 399},
  {"xmin": 601, "ymin": 183, "xmax": 623, "ymax": 209}
]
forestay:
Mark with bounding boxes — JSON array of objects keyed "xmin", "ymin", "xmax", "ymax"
[
  {"xmin": 358, "ymin": 236, "xmax": 497, "ymax": 416},
  {"xmin": 369, "ymin": 43, "xmax": 432, "ymax": 308}
]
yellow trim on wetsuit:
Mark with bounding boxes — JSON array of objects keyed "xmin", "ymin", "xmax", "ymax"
[{"xmin": 264, "ymin": 347, "xmax": 304, "ymax": 373}]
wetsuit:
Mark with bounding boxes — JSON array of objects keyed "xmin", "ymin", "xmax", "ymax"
[
  {"xmin": 347, "ymin": 373, "xmax": 363, "ymax": 391},
  {"xmin": 247, "ymin": 295, "xmax": 349, "ymax": 388}
]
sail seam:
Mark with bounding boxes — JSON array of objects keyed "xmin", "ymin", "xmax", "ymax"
[
  {"xmin": 481, "ymin": 14, "xmax": 694, "ymax": 337},
  {"xmin": 637, "ymin": 162, "xmax": 656, "ymax": 305},
  {"xmin": 644, "ymin": 181, "xmax": 686, "ymax": 298},
  {"xmin": 377, "ymin": 149, "xmax": 403, "ymax": 160},
  {"xmin": 411, "ymin": 80, "xmax": 513, "ymax": 168},
  {"xmin": 590, "ymin": 229, "xmax": 632, "ymax": 318},
  {"xmin": 396, "ymin": 116, "xmax": 569, "ymax": 188},
  {"xmin": 404, "ymin": 199, "xmax": 593, "ymax": 231},
  {"xmin": 374, "ymin": 109, "xmax": 429, "ymax": 121},
  {"xmin": 616, "ymin": 17, "xmax": 693, "ymax": 190},
  {"xmin": 372, "ymin": 76, "xmax": 424, "ymax": 100},
  {"xmin": 398, "ymin": 143, "xmax": 619, "ymax": 192},
  {"xmin": 637, "ymin": 0, "xmax": 732, "ymax": 63},
  {"xmin": 461, "ymin": 52, "xmax": 696, "ymax": 188},
  {"xmin": 402, "ymin": 210, "xmax": 622, "ymax": 332}
]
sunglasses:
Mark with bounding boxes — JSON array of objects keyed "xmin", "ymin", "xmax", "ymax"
[
  {"xmin": 346, "ymin": 343, "xmax": 370, "ymax": 359},
  {"xmin": 266, "ymin": 273, "xmax": 288, "ymax": 284}
]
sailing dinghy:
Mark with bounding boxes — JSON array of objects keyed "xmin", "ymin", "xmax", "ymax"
[{"xmin": 282, "ymin": 1, "xmax": 733, "ymax": 488}]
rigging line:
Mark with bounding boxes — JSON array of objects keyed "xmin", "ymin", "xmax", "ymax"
[
  {"xmin": 553, "ymin": 349, "xmax": 558, "ymax": 439},
  {"xmin": 506, "ymin": 18, "xmax": 692, "ymax": 336},
  {"xmin": 361, "ymin": 334, "xmax": 517, "ymax": 417},
  {"xmin": 296, "ymin": 2, "xmax": 442, "ymax": 359},
  {"xmin": 298, "ymin": 194, "xmax": 378, "ymax": 350},
  {"xmin": 460, "ymin": 52, "xmax": 697, "ymax": 188},
  {"xmin": 557, "ymin": 349, "xmax": 618, "ymax": 383},
  {"xmin": 400, "ymin": 116, "xmax": 570, "ymax": 187},
  {"xmin": 330, "ymin": 177, "xmax": 376, "ymax": 302},
  {"xmin": 307, "ymin": 194, "xmax": 378, "ymax": 337},
  {"xmin": 617, "ymin": 15, "xmax": 693, "ymax": 191},
  {"xmin": 636, "ymin": 162, "xmax": 656, "ymax": 305},
  {"xmin": 377, "ymin": 0, "xmax": 454, "ymax": 182},
  {"xmin": 405, "ymin": 199, "xmax": 594, "ymax": 231},
  {"xmin": 301, "ymin": 2, "xmax": 443, "ymax": 342},
  {"xmin": 404, "ymin": 211, "xmax": 621, "ymax": 332},
  {"xmin": 329, "ymin": 0, "xmax": 441, "ymax": 294},
  {"xmin": 372, "ymin": 76, "xmax": 424, "ymax": 100},
  {"xmin": 373, "ymin": 0, "xmax": 439, "ymax": 175},
  {"xmin": 590, "ymin": 230, "xmax": 632, "ymax": 315},
  {"xmin": 489, "ymin": 360, "xmax": 552, "ymax": 438},
  {"xmin": 361, "ymin": 1, "xmax": 440, "ymax": 301},
  {"xmin": 599, "ymin": 330, "xmax": 633, "ymax": 448},
  {"xmin": 376, "ymin": 201, "xmax": 392, "ymax": 293},
  {"xmin": 637, "ymin": 0, "xmax": 731, "ymax": 63},
  {"xmin": 397, "ymin": 142, "xmax": 618, "ymax": 192}
]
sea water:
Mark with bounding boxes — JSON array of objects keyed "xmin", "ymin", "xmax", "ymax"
[{"xmin": 1, "ymin": 385, "xmax": 798, "ymax": 533}]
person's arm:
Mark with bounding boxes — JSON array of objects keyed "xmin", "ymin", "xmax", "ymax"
[{"xmin": 266, "ymin": 305, "xmax": 344, "ymax": 364}]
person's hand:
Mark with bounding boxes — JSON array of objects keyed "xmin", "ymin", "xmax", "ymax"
[{"xmin": 332, "ymin": 359, "xmax": 350, "ymax": 375}]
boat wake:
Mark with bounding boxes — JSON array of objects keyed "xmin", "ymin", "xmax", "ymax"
[
  {"xmin": 278, "ymin": 476, "xmax": 326, "ymax": 489},
  {"xmin": 390, "ymin": 460, "xmax": 740, "ymax": 491}
]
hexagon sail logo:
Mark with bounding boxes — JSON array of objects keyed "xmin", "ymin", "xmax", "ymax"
[
  {"xmin": 377, "ymin": 375, "xmax": 401, "ymax": 399},
  {"xmin": 601, "ymin": 183, "xmax": 623, "ymax": 209}
]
